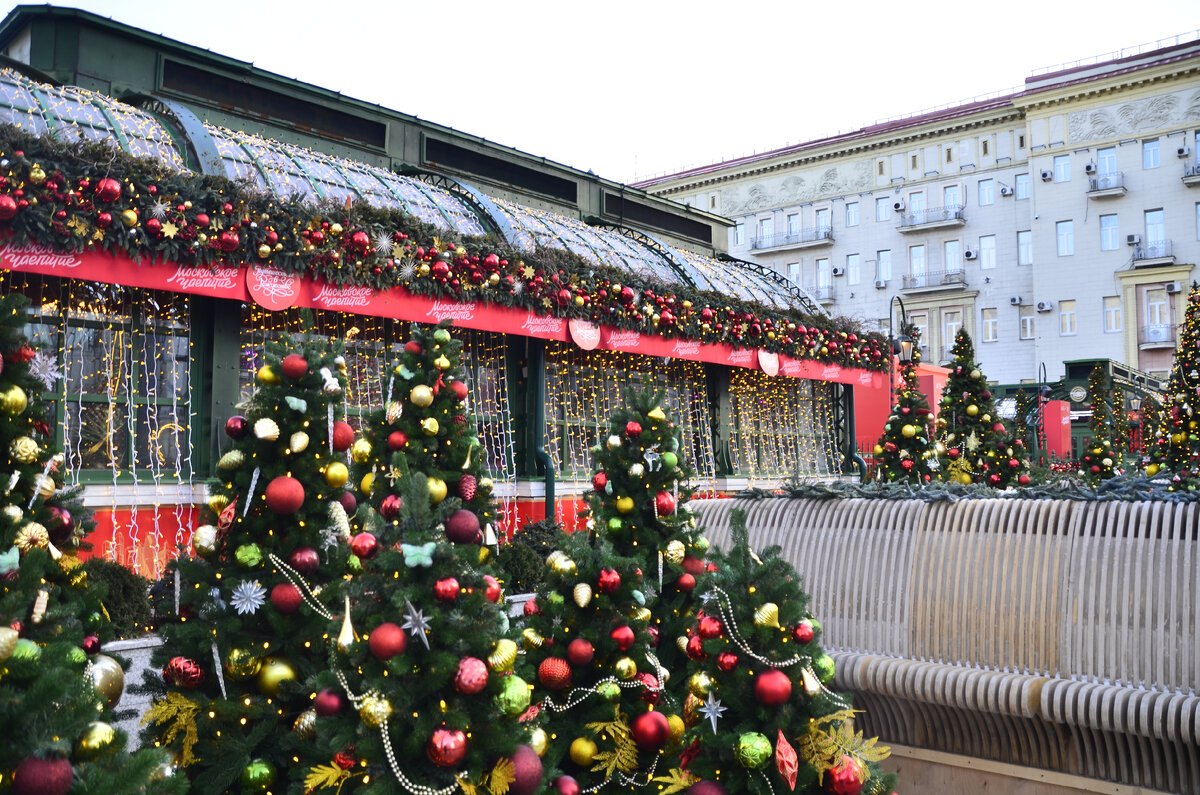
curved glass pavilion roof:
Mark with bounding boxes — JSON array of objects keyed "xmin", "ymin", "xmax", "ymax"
[{"xmin": 0, "ymin": 67, "xmax": 810, "ymax": 313}]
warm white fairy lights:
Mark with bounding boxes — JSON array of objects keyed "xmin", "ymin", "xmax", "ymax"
[{"xmin": 728, "ymin": 369, "xmax": 842, "ymax": 485}]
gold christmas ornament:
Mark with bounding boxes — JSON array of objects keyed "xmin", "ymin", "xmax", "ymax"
[
  {"xmin": 434, "ymin": 354, "xmax": 451, "ymax": 370},
  {"xmin": 754, "ymin": 603, "xmax": 781, "ymax": 629},
  {"xmin": 35, "ymin": 474, "xmax": 54, "ymax": 499},
  {"xmin": 688, "ymin": 671, "xmax": 714, "ymax": 696},
  {"xmin": 120, "ymin": 208, "xmax": 138, "ymax": 227},
  {"xmin": 614, "ymin": 656, "xmax": 638, "ymax": 680},
  {"xmin": 801, "ymin": 667, "xmax": 822, "ymax": 696},
  {"xmin": 2, "ymin": 504, "xmax": 21, "ymax": 523},
  {"xmin": 31, "ymin": 589, "xmax": 49, "ymax": 624},
  {"xmin": 683, "ymin": 693, "xmax": 703, "ymax": 726},
  {"xmin": 668, "ymin": 714, "xmax": 685, "ymax": 742},
  {"xmin": 253, "ymin": 418, "xmax": 280, "ymax": 441},
  {"xmin": 27, "ymin": 164, "xmax": 46, "ymax": 184},
  {"xmin": 545, "ymin": 550, "xmax": 566, "ymax": 568},
  {"xmin": 529, "ymin": 728, "xmax": 549, "ymax": 757},
  {"xmin": 358, "ymin": 693, "xmax": 393, "ymax": 728},
  {"xmin": 551, "ymin": 556, "xmax": 577, "ymax": 576},
  {"xmin": 351, "ymin": 439, "xmax": 372, "ymax": 464},
  {"xmin": 207, "ymin": 494, "xmax": 230, "ymax": 515},
  {"xmin": 386, "ymin": 401, "xmax": 403, "ymax": 424},
  {"xmin": 325, "ymin": 462, "xmax": 349, "ymax": 488},
  {"xmin": 569, "ymin": 737, "xmax": 598, "ymax": 766},
  {"xmin": 521, "ymin": 627, "xmax": 544, "ymax": 649},
  {"xmin": 217, "ymin": 450, "xmax": 244, "ymax": 470},
  {"xmin": 256, "ymin": 657, "xmax": 297, "ymax": 696},
  {"xmin": 616, "ymin": 496, "xmax": 634, "ymax": 514},
  {"xmin": 87, "ymin": 654, "xmax": 125, "ymax": 709},
  {"xmin": 289, "ymin": 431, "xmax": 310, "ymax": 453},
  {"xmin": 76, "ymin": 721, "xmax": 116, "ymax": 756},
  {"xmin": 664, "ymin": 540, "xmax": 686, "ymax": 564},
  {"xmin": 360, "ymin": 471, "xmax": 375, "ymax": 496},
  {"xmin": 9, "ymin": 435, "xmax": 39, "ymax": 464},
  {"xmin": 15, "ymin": 522, "xmax": 49, "ymax": 552},
  {"xmin": 337, "ymin": 594, "xmax": 357, "ymax": 653},
  {"xmin": 1, "ymin": 384, "xmax": 27, "ymax": 414},
  {"xmin": 420, "ymin": 417, "xmax": 440, "ymax": 436},
  {"xmin": 676, "ymin": 636, "xmax": 689, "ymax": 654},
  {"xmin": 292, "ymin": 709, "xmax": 317, "ymax": 738},
  {"xmin": 477, "ymin": 477, "xmax": 494, "ymax": 494},
  {"xmin": 966, "ymin": 404, "xmax": 979, "ymax": 417},
  {"xmin": 647, "ymin": 406, "xmax": 667, "ymax": 422},
  {"xmin": 0, "ymin": 627, "xmax": 18, "ymax": 663},
  {"xmin": 630, "ymin": 606, "xmax": 652, "ymax": 622},
  {"xmin": 192, "ymin": 525, "xmax": 219, "ymax": 556},
  {"xmin": 410, "ymin": 384, "xmax": 434, "ymax": 407},
  {"xmin": 488, "ymin": 639, "xmax": 517, "ymax": 672},
  {"xmin": 427, "ymin": 476, "xmax": 448, "ymax": 503},
  {"xmin": 573, "ymin": 582, "xmax": 593, "ymax": 607},
  {"xmin": 225, "ymin": 647, "xmax": 261, "ymax": 679},
  {"xmin": 256, "ymin": 365, "xmax": 279, "ymax": 385},
  {"xmin": 901, "ymin": 425, "xmax": 917, "ymax": 439}
]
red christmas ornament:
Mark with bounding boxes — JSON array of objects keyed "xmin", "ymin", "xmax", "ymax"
[
  {"xmin": 610, "ymin": 625, "xmax": 635, "ymax": 651},
  {"xmin": 1009, "ymin": 458, "xmax": 1020, "ymax": 468},
  {"xmin": 630, "ymin": 711, "xmax": 670, "ymax": 751},
  {"xmin": 270, "ymin": 583, "xmax": 303, "ymax": 615},
  {"xmin": 458, "ymin": 474, "xmax": 477, "ymax": 501},
  {"xmin": 224, "ymin": 415, "xmax": 249, "ymax": 439},
  {"xmin": 333, "ymin": 750, "xmax": 356, "ymax": 770},
  {"xmin": 826, "ymin": 755, "xmax": 864, "ymax": 795},
  {"xmin": 162, "ymin": 656, "xmax": 205, "ymax": 689},
  {"xmin": 793, "ymin": 620, "xmax": 815, "ymax": 644},
  {"xmin": 687, "ymin": 782, "xmax": 728, "ymax": 795},
  {"xmin": 331, "ymin": 421, "xmax": 355, "ymax": 451},
  {"xmin": 216, "ymin": 229, "xmax": 240, "ymax": 252},
  {"xmin": 387, "ymin": 431, "xmax": 408, "ymax": 451},
  {"xmin": 368, "ymin": 622, "xmax": 408, "ymax": 660},
  {"xmin": 637, "ymin": 673, "xmax": 662, "ymax": 703},
  {"xmin": 508, "ymin": 745, "xmax": 544, "ymax": 795},
  {"xmin": 553, "ymin": 776, "xmax": 581, "ymax": 795},
  {"xmin": 523, "ymin": 599, "xmax": 539, "ymax": 616},
  {"xmin": 94, "ymin": 177, "xmax": 121, "ymax": 202},
  {"xmin": 776, "ymin": 730, "xmax": 799, "ymax": 791},
  {"xmin": 434, "ymin": 577, "xmax": 460, "ymax": 602},
  {"xmin": 592, "ymin": 471, "xmax": 608, "ymax": 491},
  {"xmin": 716, "ymin": 651, "xmax": 738, "ymax": 672},
  {"xmin": 686, "ymin": 634, "xmax": 706, "ymax": 660},
  {"xmin": 698, "ymin": 616, "xmax": 723, "ymax": 639},
  {"xmin": 676, "ymin": 572, "xmax": 696, "ymax": 591},
  {"xmin": 901, "ymin": 459, "xmax": 914, "ymax": 470},
  {"xmin": 314, "ymin": 688, "xmax": 345, "ymax": 716},
  {"xmin": 265, "ymin": 476, "xmax": 305, "ymax": 515},
  {"xmin": 481, "ymin": 574, "xmax": 502, "ymax": 603},
  {"xmin": 993, "ymin": 422, "xmax": 1006, "ymax": 433},
  {"xmin": 280, "ymin": 354, "xmax": 309, "ymax": 380},
  {"xmin": 597, "ymin": 568, "xmax": 621, "ymax": 594},
  {"xmin": 625, "ymin": 421, "xmax": 643, "ymax": 438},
  {"xmin": 0, "ymin": 194, "xmax": 19, "ymax": 221},
  {"xmin": 1018, "ymin": 474, "xmax": 1032, "ymax": 486},
  {"xmin": 681, "ymin": 555, "xmax": 705, "ymax": 576},
  {"xmin": 81, "ymin": 635, "xmax": 100, "ymax": 655},
  {"xmin": 654, "ymin": 490, "xmax": 676, "ymax": 516},
  {"xmin": 449, "ymin": 380, "xmax": 469, "ymax": 402},
  {"xmin": 350, "ymin": 532, "xmax": 379, "ymax": 559},
  {"xmin": 754, "ymin": 669, "xmax": 793, "ymax": 706},
  {"xmin": 380, "ymin": 494, "xmax": 403, "ymax": 521},
  {"xmin": 948, "ymin": 448, "xmax": 960, "ymax": 459},
  {"xmin": 350, "ymin": 230, "xmax": 370, "ymax": 251},
  {"xmin": 445, "ymin": 509, "xmax": 481, "ymax": 544},
  {"xmin": 454, "ymin": 656, "xmax": 489, "ymax": 694},
  {"xmin": 13, "ymin": 757, "xmax": 73, "ymax": 795},
  {"xmin": 538, "ymin": 656, "xmax": 572, "ymax": 690},
  {"xmin": 405, "ymin": 340, "xmax": 423, "ymax": 355},
  {"xmin": 426, "ymin": 728, "xmax": 468, "ymax": 767},
  {"xmin": 567, "ymin": 638, "xmax": 594, "ymax": 665},
  {"xmin": 339, "ymin": 491, "xmax": 357, "ymax": 515}
]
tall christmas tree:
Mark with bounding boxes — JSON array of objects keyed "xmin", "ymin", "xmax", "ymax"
[
  {"xmin": 141, "ymin": 330, "xmax": 355, "ymax": 792},
  {"xmin": 0, "ymin": 293, "xmax": 181, "ymax": 795},
  {"xmin": 1079, "ymin": 364, "xmax": 1120, "ymax": 483},
  {"xmin": 522, "ymin": 390, "xmax": 711, "ymax": 793},
  {"xmin": 1012, "ymin": 389, "xmax": 1036, "ymax": 461},
  {"xmin": 935, "ymin": 329, "xmax": 1029, "ymax": 487},
  {"xmin": 679, "ymin": 511, "xmax": 896, "ymax": 795},
  {"xmin": 1145, "ymin": 282, "xmax": 1200, "ymax": 489},
  {"xmin": 870, "ymin": 327, "xmax": 936, "ymax": 483},
  {"xmin": 302, "ymin": 322, "xmax": 539, "ymax": 795}
]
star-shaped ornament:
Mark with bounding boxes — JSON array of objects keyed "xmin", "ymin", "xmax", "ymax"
[
  {"xmin": 699, "ymin": 691, "xmax": 726, "ymax": 734},
  {"xmin": 161, "ymin": 221, "xmax": 179, "ymax": 238},
  {"xmin": 402, "ymin": 598, "xmax": 432, "ymax": 650},
  {"xmin": 521, "ymin": 265, "xmax": 535, "ymax": 279},
  {"xmin": 965, "ymin": 431, "xmax": 981, "ymax": 453}
]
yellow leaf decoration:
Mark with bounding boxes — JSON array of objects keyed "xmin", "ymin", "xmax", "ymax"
[
  {"xmin": 455, "ymin": 776, "xmax": 479, "ymax": 795},
  {"xmin": 142, "ymin": 692, "xmax": 201, "ymax": 766},
  {"xmin": 486, "ymin": 757, "xmax": 515, "ymax": 795},
  {"xmin": 794, "ymin": 709, "xmax": 890, "ymax": 784},
  {"xmin": 304, "ymin": 763, "xmax": 350, "ymax": 792},
  {"xmin": 652, "ymin": 768, "xmax": 697, "ymax": 795},
  {"xmin": 586, "ymin": 708, "xmax": 639, "ymax": 777}
]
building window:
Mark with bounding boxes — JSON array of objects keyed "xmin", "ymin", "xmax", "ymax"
[
  {"xmin": 1143, "ymin": 139, "xmax": 1160, "ymax": 169},
  {"xmin": 1019, "ymin": 305, "xmax": 1035, "ymax": 340},
  {"xmin": 815, "ymin": 207, "xmax": 831, "ymax": 232},
  {"xmin": 909, "ymin": 244, "xmax": 926, "ymax": 279},
  {"xmin": 816, "ymin": 258, "xmax": 831, "ymax": 291},
  {"xmin": 876, "ymin": 197, "xmax": 891, "ymax": 222},
  {"xmin": 1103, "ymin": 296, "xmax": 1122, "ymax": 332},
  {"xmin": 878, "ymin": 161, "xmax": 885, "ymax": 176},
  {"xmin": 946, "ymin": 148, "xmax": 954, "ymax": 164},
  {"xmin": 944, "ymin": 240, "xmax": 962, "ymax": 273},
  {"xmin": 1018, "ymin": 134, "xmax": 1026, "ymax": 149},
  {"xmin": 943, "ymin": 185, "xmax": 960, "ymax": 210},
  {"xmin": 733, "ymin": 224, "xmax": 744, "ymax": 246},
  {"xmin": 1145, "ymin": 208, "xmax": 1164, "ymax": 243},
  {"xmin": 1017, "ymin": 230, "xmax": 1032, "ymax": 265},
  {"xmin": 978, "ymin": 179, "xmax": 994, "ymax": 206},
  {"xmin": 981, "ymin": 308, "xmax": 998, "ymax": 342},
  {"xmin": 877, "ymin": 249, "xmax": 892, "ymax": 281},
  {"xmin": 1056, "ymin": 220, "xmax": 1074, "ymax": 256},
  {"xmin": 943, "ymin": 310, "xmax": 962, "ymax": 348},
  {"xmin": 710, "ymin": 195, "xmax": 717, "ymax": 209},
  {"xmin": 758, "ymin": 217, "xmax": 773, "ymax": 242},
  {"xmin": 981, "ymin": 140, "xmax": 990, "ymax": 156},
  {"xmin": 911, "ymin": 154, "xmax": 919, "ymax": 169},
  {"xmin": 1059, "ymin": 299, "xmax": 1077, "ymax": 335},
  {"xmin": 1146, "ymin": 287, "xmax": 1169, "ymax": 326},
  {"xmin": 1015, "ymin": 172, "xmax": 1030, "ymax": 199},
  {"xmin": 910, "ymin": 312, "xmax": 929, "ymax": 352},
  {"xmin": 1100, "ymin": 214, "xmax": 1120, "ymax": 251},
  {"xmin": 1054, "ymin": 155, "xmax": 1071, "ymax": 182},
  {"xmin": 979, "ymin": 234, "xmax": 996, "ymax": 270},
  {"xmin": 846, "ymin": 253, "xmax": 861, "ymax": 285},
  {"xmin": 1097, "ymin": 146, "xmax": 1116, "ymax": 175},
  {"xmin": 1196, "ymin": 202, "xmax": 1200, "ymax": 240},
  {"xmin": 787, "ymin": 262, "xmax": 800, "ymax": 284},
  {"xmin": 845, "ymin": 201, "xmax": 859, "ymax": 227},
  {"xmin": 786, "ymin": 213, "xmax": 800, "ymax": 237}
]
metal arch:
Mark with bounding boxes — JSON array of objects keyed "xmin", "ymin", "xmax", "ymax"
[
  {"xmin": 716, "ymin": 253, "xmax": 825, "ymax": 316},
  {"xmin": 409, "ymin": 171, "xmax": 514, "ymax": 242},
  {"xmin": 590, "ymin": 223, "xmax": 699, "ymax": 289},
  {"xmin": 131, "ymin": 95, "xmax": 226, "ymax": 177}
]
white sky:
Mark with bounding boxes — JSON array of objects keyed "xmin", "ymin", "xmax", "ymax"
[{"xmin": 18, "ymin": 1, "xmax": 1200, "ymax": 184}]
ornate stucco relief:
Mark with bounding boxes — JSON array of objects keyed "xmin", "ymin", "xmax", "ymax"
[
  {"xmin": 720, "ymin": 161, "xmax": 872, "ymax": 217},
  {"xmin": 1067, "ymin": 87, "xmax": 1200, "ymax": 143}
]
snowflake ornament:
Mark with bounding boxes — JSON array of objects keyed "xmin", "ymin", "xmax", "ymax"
[
  {"xmin": 29, "ymin": 351, "xmax": 62, "ymax": 390},
  {"xmin": 230, "ymin": 580, "xmax": 267, "ymax": 615},
  {"xmin": 373, "ymin": 231, "xmax": 393, "ymax": 255}
]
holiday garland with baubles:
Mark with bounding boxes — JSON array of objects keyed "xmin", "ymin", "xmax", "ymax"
[
  {"xmin": 1080, "ymin": 364, "xmax": 1121, "ymax": 484},
  {"xmin": 870, "ymin": 327, "xmax": 937, "ymax": 484},
  {"xmin": 1145, "ymin": 282, "xmax": 1200, "ymax": 489}
]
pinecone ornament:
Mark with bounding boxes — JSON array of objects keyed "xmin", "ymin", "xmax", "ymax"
[{"xmin": 458, "ymin": 474, "xmax": 477, "ymax": 501}]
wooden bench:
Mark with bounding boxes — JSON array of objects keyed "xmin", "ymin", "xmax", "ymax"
[{"xmin": 691, "ymin": 497, "xmax": 1200, "ymax": 793}]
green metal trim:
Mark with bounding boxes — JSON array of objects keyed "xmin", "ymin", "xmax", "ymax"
[
  {"xmin": 27, "ymin": 86, "xmax": 57, "ymax": 134},
  {"xmin": 87, "ymin": 97, "xmax": 131, "ymax": 153}
]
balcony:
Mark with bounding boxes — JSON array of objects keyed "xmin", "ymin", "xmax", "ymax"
[
  {"xmin": 1183, "ymin": 162, "xmax": 1200, "ymax": 187},
  {"xmin": 750, "ymin": 226, "xmax": 833, "ymax": 251},
  {"xmin": 1132, "ymin": 239, "xmax": 1175, "ymax": 267},
  {"xmin": 1086, "ymin": 171, "xmax": 1126, "ymax": 198},
  {"xmin": 807, "ymin": 284, "xmax": 835, "ymax": 303},
  {"xmin": 897, "ymin": 204, "xmax": 965, "ymax": 232},
  {"xmin": 1139, "ymin": 323, "xmax": 1176, "ymax": 349},
  {"xmin": 900, "ymin": 269, "xmax": 968, "ymax": 292}
]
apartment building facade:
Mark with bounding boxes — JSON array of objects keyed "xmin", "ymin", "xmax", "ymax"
[{"xmin": 638, "ymin": 36, "xmax": 1200, "ymax": 386}]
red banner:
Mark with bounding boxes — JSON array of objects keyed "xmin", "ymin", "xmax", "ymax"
[{"xmin": 0, "ymin": 244, "xmax": 882, "ymax": 387}]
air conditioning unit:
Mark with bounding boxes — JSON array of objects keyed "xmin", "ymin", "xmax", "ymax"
[
  {"xmin": 1127, "ymin": 233, "xmax": 1141, "ymax": 245},
  {"xmin": 999, "ymin": 185, "xmax": 1013, "ymax": 196},
  {"xmin": 892, "ymin": 200, "xmax": 906, "ymax": 212},
  {"xmin": 1041, "ymin": 170, "xmax": 1054, "ymax": 181},
  {"xmin": 1084, "ymin": 162, "xmax": 1097, "ymax": 174},
  {"xmin": 1009, "ymin": 296, "xmax": 1022, "ymax": 306},
  {"xmin": 1178, "ymin": 145, "xmax": 1191, "ymax": 158},
  {"xmin": 831, "ymin": 266, "xmax": 845, "ymax": 277},
  {"xmin": 963, "ymin": 249, "xmax": 978, "ymax": 260},
  {"xmin": 873, "ymin": 279, "xmax": 888, "ymax": 289},
  {"xmin": 1166, "ymin": 281, "xmax": 1183, "ymax": 294},
  {"xmin": 1036, "ymin": 301, "xmax": 1054, "ymax": 312}
]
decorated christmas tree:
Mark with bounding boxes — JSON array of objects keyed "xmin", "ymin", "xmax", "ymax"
[
  {"xmin": 935, "ymin": 329, "xmax": 1029, "ymax": 487},
  {"xmin": 1145, "ymin": 282, "xmax": 1200, "ymax": 489},
  {"xmin": 1080, "ymin": 364, "xmax": 1120, "ymax": 483},
  {"xmin": 300, "ymin": 322, "xmax": 539, "ymax": 795},
  {"xmin": 870, "ymin": 327, "xmax": 936, "ymax": 483},
  {"xmin": 680, "ymin": 511, "xmax": 896, "ymax": 795},
  {"xmin": 1012, "ymin": 389, "xmax": 1035, "ymax": 460},
  {"xmin": 140, "ymin": 330, "xmax": 356, "ymax": 792},
  {"xmin": 0, "ymin": 293, "xmax": 181, "ymax": 794},
  {"xmin": 522, "ymin": 389, "xmax": 711, "ymax": 793}
]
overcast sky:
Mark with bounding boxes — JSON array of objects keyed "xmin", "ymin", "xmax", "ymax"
[{"xmin": 22, "ymin": 1, "xmax": 1200, "ymax": 184}]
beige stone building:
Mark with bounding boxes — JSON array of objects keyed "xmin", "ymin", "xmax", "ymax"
[{"xmin": 637, "ymin": 34, "xmax": 1200, "ymax": 385}]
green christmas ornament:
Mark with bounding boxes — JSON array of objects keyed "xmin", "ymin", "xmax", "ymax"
[
  {"xmin": 346, "ymin": 554, "xmax": 363, "ymax": 574},
  {"xmin": 735, "ymin": 732, "xmax": 772, "ymax": 769},
  {"xmin": 596, "ymin": 681, "xmax": 621, "ymax": 701},
  {"xmin": 433, "ymin": 329, "xmax": 452, "ymax": 344},
  {"xmin": 547, "ymin": 592, "xmax": 564, "ymax": 606},
  {"xmin": 494, "ymin": 675, "xmax": 531, "ymax": 716},
  {"xmin": 11, "ymin": 638, "xmax": 41, "ymax": 664},
  {"xmin": 661, "ymin": 451, "xmax": 678, "ymax": 470},
  {"xmin": 85, "ymin": 612, "xmax": 103, "ymax": 630},
  {"xmin": 235, "ymin": 543, "xmax": 263, "ymax": 568},
  {"xmin": 241, "ymin": 758, "xmax": 276, "ymax": 791},
  {"xmin": 607, "ymin": 518, "xmax": 623, "ymax": 532},
  {"xmin": 67, "ymin": 647, "xmax": 87, "ymax": 665},
  {"xmin": 813, "ymin": 652, "xmax": 835, "ymax": 683}
]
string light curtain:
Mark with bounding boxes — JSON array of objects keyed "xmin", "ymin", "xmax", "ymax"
[
  {"xmin": 543, "ymin": 342, "xmax": 717, "ymax": 524},
  {"xmin": 728, "ymin": 369, "xmax": 841, "ymax": 484}
]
